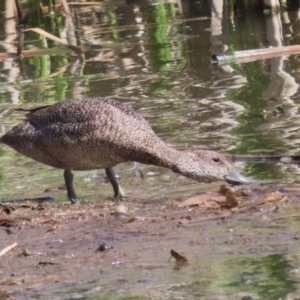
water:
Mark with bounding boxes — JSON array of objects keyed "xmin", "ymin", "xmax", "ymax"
[{"xmin": 1, "ymin": 1, "xmax": 300, "ymax": 299}]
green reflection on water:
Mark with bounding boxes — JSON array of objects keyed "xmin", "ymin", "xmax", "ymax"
[
  {"xmin": 147, "ymin": 3, "xmax": 179, "ymax": 72},
  {"xmin": 226, "ymin": 60, "xmax": 285, "ymax": 179},
  {"xmin": 228, "ymin": 62, "xmax": 273, "ymax": 154},
  {"xmin": 219, "ymin": 254, "xmax": 296, "ymax": 299},
  {"xmin": 242, "ymin": 162, "xmax": 277, "ymax": 179},
  {"xmin": 0, "ymin": 166, "xmax": 6, "ymax": 183},
  {"xmin": 31, "ymin": 55, "xmax": 51, "ymax": 78}
]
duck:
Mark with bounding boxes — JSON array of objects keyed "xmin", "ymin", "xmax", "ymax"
[{"xmin": 0, "ymin": 97, "xmax": 249, "ymax": 202}]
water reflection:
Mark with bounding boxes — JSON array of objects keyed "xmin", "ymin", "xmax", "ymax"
[{"xmin": 222, "ymin": 254, "xmax": 296, "ymax": 299}]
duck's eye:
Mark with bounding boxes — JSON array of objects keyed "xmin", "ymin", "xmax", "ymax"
[{"xmin": 213, "ymin": 157, "xmax": 220, "ymax": 163}]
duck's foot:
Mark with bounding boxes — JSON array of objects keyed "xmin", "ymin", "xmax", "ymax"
[
  {"xmin": 104, "ymin": 168, "xmax": 128, "ymax": 201},
  {"xmin": 113, "ymin": 184, "xmax": 129, "ymax": 202},
  {"xmin": 106, "ymin": 186, "xmax": 128, "ymax": 202},
  {"xmin": 107, "ymin": 193, "xmax": 129, "ymax": 202},
  {"xmin": 64, "ymin": 170, "xmax": 80, "ymax": 204},
  {"xmin": 113, "ymin": 194, "xmax": 129, "ymax": 202},
  {"xmin": 69, "ymin": 198, "xmax": 82, "ymax": 204}
]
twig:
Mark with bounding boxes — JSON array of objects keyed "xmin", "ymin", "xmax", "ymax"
[
  {"xmin": 229, "ymin": 155, "xmax": 300, "ymax": 163},
  {"xmin": 212, "ymin": 45, "xmax": 300, "ymax": 64},
  {"xmin": 0, "ymin": 242, "xmax": 18, "ymax": 257},
  {"xmin": 61, "ymin": 0, "xmax": 71, "ymax": 15},
  {"xmin": 22, "ymin": 28, "xmax": 83, "ymax": 54}
]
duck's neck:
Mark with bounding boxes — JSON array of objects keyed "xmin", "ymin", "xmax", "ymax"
[
  {"xmin": 132, "ymin": 141, "xmax": 189, "ymax": 175},
  {"xmin": 130, "ymin": 141, "xmax": 219, "ymax": 183},
  {"xmin": 158, "ymin": 148, "xmax": 195, "ymax": 178}
]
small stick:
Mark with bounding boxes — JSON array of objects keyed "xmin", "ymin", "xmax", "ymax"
[
  {"xmin": 61, "ymin": 0, "xmax": 71, "ymax": 15},
  {"xmin": 212, "ymin": 44, "xmax": 300, "ymax": 64},
  {"xmin": 0, "ymin": 242, "xmax": 18, "ymax": 257}
]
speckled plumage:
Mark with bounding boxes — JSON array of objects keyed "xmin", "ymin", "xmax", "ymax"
[{"xmin": 1, "ymin": 97, "xmax": 243, "ymax": 201}]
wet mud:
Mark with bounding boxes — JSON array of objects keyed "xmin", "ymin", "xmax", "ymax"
[{"xmin": 1, "ymin": 176, "xmax": 300, "ymax": 300}]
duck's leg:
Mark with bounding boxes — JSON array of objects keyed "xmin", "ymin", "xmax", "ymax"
[
  {"xmin": 105, "ymin": 167, "xmax": 125, "ymax": 200},
  {"xmin": 64, "ymin": 170, "xmax": 78, "ymax": 204}
]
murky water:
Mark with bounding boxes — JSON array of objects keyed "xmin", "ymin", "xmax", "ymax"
[{"xmin": 1, "ymin": 1, "xmax": 300, "ymax": 299}]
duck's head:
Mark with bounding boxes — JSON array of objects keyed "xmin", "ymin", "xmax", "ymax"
[{"xmin": 175, "ymin": 150, "xmax": 251, "ymax": 184}]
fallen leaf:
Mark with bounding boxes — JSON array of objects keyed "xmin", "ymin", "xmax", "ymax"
[
  {"xmin": 178, "ymin": 192, "xmax": 225, "ymax": 207},
  {"xmin": 224, "ymin": 189, "xmax": 239, "ymax": 208},
  {"xmin": 248, "ymin": 191, "xmax": 284, "ymax": 208},
  {"xmin": 38, "ymin": 261, "xmax": 59, "ymax": 266},
  {"xmin": 170, "ymin": 249, "xmax": 188, "ymax": 263},
  {"xmin": 219, "ymin": 185, "xmax": 229, "ymax": 195},
  {"xmin": 203, "ymin": 202, "xmax": 221, "ymax": 209},
  {"xmin": 22, "ymin": 28, "xmax": 83, "ymax": 53}
]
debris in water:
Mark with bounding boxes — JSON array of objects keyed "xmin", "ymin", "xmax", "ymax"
[
  {"xmin": 139, "ymin": 170, "xmax": 144, "ymax": 180},
  {"xmin": 0, "ymin": 242, "xmax": 17, "ymax": 257},
  {"xmin": 178, "ymin": 192, "xmax": 225, "ymax": 207},
  {"xmin": 111, "ymin": 204, "xmax": 130, "ymax": 218},
  {"xmin": 222, "ymin": 187, "xmax": 239, "ymax": 208},
  {"xmin": 97, "ymin": 243, "xmax": 113, "ymax": 252},
  {"xmin": 38, "ymin": 261, "xmax": 59, "ymax": 266},
  {"xmin": 0, "ymin": 203, "xmax": 16, "ymax": 215},
  {"xmin": 242, "ymin": 191, "xmax": 284, "ymax": 209},
  {"xmin": 241, "ymin": 296, "xmax": 254, "ymax": 300},
  {"xmin": 19, "ymin": 249, "xmax": 44, "ymax": 257},
  {"xmin": 170, "ymin": 249, "xmax": 188, "ymax": 265},
  {"xmin": 178, "ymin": 185, "xmax": 241, "ymax": 209}
]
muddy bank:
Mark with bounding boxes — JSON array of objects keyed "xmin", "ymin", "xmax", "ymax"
[{"xmin": 1, "ymin": 182, "xmax": 300, "ymax": 300}]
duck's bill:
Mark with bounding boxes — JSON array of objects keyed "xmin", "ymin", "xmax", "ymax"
[{"xmin": 224, "ymin": 168, "xmax": 253, "ymax": 185}]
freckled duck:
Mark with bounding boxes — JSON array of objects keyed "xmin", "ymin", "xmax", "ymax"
[{"xmin": 1, "ymin": 97, "xmax": 249, "ymax": 202}]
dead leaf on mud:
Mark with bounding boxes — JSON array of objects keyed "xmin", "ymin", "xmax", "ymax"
[
  {"xmin": 18, "ymin": 201, "xmax": 37, "ymax": 208},
  {"xmin": 170, "ymin": 249, "xmax": 188, "ymax": 263},
  {"xmin": 0, "ymin": 201, "xmax": 42, "ymax": 215},
  {"xmin": 170, "ymin": 249, "xmax": 188, "ymax": 269},
  {"xmin": 222, "ymin": 187, "xmax": 240, "ymax": 208},
  {"xmin": 178, "ymin": 192, "xmax": 225, "ymax": 207},
  {"xmin": 0, "ymin": 218, "xmax": 18, "ymax": 227},
  {"xmin": 178, "ymin": 185, "xmax": 241, "ymax": 209},
  {"xmin": 0, "ymin": 204, "xmax": 16, "ymax": 215},
  {"xmin": 38, "ymin": 261, "xmax": 59, "ymax": 266},
  {"xmin": 111, "ymin": 204, "xmax": 130, "ymax": 218},
  {"xmin": 242, "ymin": 191, "xmax": 285, "ymax": 209},
  {"xmin": 257, "ymin": 191, "xmax": 284, "ymax": 204}
]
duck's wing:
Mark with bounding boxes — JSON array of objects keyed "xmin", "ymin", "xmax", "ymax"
[
  {"xmin": 2, "ymin": 98, "xmax": 162, "ymax": 169},
  {"xmin": 20, "ymin": 98, "xmax": 153, "ymax": 130},
  {"xmin": 8, "ymin": 105, "xmax": 52, "ymax": 122},
  {"xmin": 13, "ymin": 105, "xmax": 52, "ymax": 114},
  {"xmin": 101, "ymin": 98, "xmax": 147, "ymax": 123}
]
